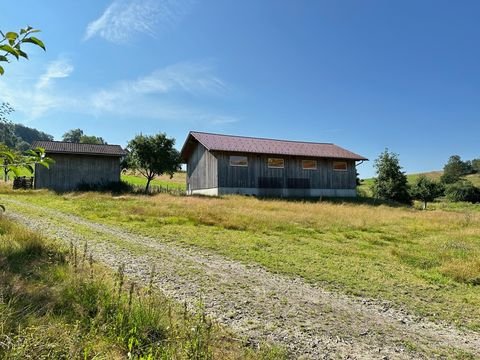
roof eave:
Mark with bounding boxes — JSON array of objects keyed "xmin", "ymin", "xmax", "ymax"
[
  {"xmin": 180, "ymin": 132, "xmax": 212, "ymax": 162},
  {"xmin": 44, "ymin": 150, "xmax": 125, "ymax": 157},
  {"xmin": 205, "ymin": 148, "xmax": 368, "ymax": 161}
]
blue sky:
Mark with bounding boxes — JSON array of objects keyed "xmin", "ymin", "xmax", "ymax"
[{"xmin": 1, "ymin": 0, "xmax": 479, "ymax": 178}]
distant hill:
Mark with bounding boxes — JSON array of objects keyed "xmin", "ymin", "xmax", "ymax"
[
  {"xmin": 0, "ymin": 122, "xmax": 53, "ymax": 151},
  {"xmin": 359, "ymin": 171, "xmax": 480, "ymax": 196},
  {"xmin": 405, "ymin": 171, "xmax": 480, "ymax": 186}
]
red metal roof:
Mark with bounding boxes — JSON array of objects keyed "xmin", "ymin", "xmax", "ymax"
[
  {"xmin": 32, "ymin": 141, "xmax": 126, "ymax": 157},
  {"xmin": 181, "ymin": 131, "xmax": 368, "ymax": 161}
]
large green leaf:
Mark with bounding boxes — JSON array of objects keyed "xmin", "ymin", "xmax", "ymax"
[
  {"xmin": 19, "ymin": 26, "xmax": 33, "ymax": 35},
  {"xmin": 16, "ymin": 49, "xmax": 28, "ymax": 59},
  {"xmin": 0, "ymin": 55, "xmax": 8, "ymax": 62},
  {"xmin": 0, "ymin": 44, "xmax": 19, "ymax": 59},
  {"xmin": 0, "ymin": 66, "xmax": 3, "ymax": 75},
  {"xmin": 8, "ymin": 165, "xmax": 21, "ymax": 177},
  {"xmin": 24, "ymin": 164, "xmax": 34, "ymax": 174},
  {"xmin": 22, "ymin": 36, "xmax": 45, "ymax": 51},
  {"xmin": 0, "ymin": 151, "xmax": 15, "ymax": 163},
  {"xmin": 5, "ymin": 32, "xmax": 18, "ymax": 46}
]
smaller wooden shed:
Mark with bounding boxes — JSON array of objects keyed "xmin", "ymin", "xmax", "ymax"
[{"xmin": 32, "ymin": 141, "xmax": 126, "ymax": 192}]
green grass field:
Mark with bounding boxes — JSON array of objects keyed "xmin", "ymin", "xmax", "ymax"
[
  {"xmin": 2, "ymin": 185, "xmax": 479, "ymax": 333},
  {"xmin": 0, "ymin": 212, "xmax": 282, "ymax": 359},
  {"xmin": 121, "ymin": 171, "xmax": 186, "ymax": 190}
]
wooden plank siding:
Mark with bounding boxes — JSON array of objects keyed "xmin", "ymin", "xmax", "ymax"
[
  {"xmin": 216, "ymin": 152, "xmax": 357, "ymax": 191},
  {"xmin": 186, "ymin": 142, "xmax": 218, "ymax": 191},
  {"xmin": 35, "ymin": 153, "xmax": 121, "ymax": 192}
]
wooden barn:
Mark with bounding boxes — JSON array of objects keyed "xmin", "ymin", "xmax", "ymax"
[
  {"xmin": 180, "ymin": 131, "xmax": 367, "ymax": 197},
  {"xmin": 32, "ymin": 141, "xmax": 126, "ymax": 192}
]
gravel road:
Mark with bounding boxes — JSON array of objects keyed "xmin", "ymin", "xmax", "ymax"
[{"xmin": 4, "ymin": 198, "xmax": 480, "ymax": 359}]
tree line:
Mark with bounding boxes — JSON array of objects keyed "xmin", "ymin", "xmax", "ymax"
[{"xmin": 371, "ymin": 150, "xmax": 480, "ymax": 208}]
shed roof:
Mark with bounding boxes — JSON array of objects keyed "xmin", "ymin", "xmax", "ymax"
[
  {"xmin": 31, "ymin": 141, "xmax": 127, "ymax": 157},
  {"xmin": 180, "ymin": 131, "xmax": 368, "ymax": 161}
]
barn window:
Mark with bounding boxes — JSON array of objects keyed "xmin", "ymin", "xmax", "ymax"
[
  {"xmin": 268, "ymin": 158, "xmax": 284, "ymax": 168},
  {"xmin": 230, "ymin": 155, "xmax": 248, "ymax": 167},
  {"xmin": 302, "ymin": 160, "xmax": 317, "ymax": 170},
  {"xmin": 333, "ymin": 161, "xmax": 348, "ymax": 171}
]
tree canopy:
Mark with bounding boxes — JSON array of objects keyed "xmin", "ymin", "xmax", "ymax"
[
  {"xmin": 62, "ymin": 128, "xmax": 106, "ymax": 145},
  {"xmin": 471, "ymin": 158, "xmax": 480, "ymax": 174},
  {"xmin": 440, "ymin": 155, "xmax": 473, "ymax": 184},
  {"xmin": 126, "ymin": 133, "xmax": 181, "ymax": 193},
  {"xmin": 410, "ymin": 175, "xmax": 444, "ymax": 209},
  {"xmin": 371, "ymin": 149, "xmax": 411, "ymax": 204}
]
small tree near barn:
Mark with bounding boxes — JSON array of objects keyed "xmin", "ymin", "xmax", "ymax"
[
  {"xmin": 410, "ymin": 175, "xmax": 444, "ymax": 209},
  {"xmin": 126, "ymin": 133, "xmax": 181, "ymax": 193},
  {"xmin": 371, "ymin": 149, "xmax": 411, "ymax": 204}
]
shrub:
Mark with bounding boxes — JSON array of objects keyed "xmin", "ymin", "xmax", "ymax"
[{"xmin": 445, "ymin": 180, "xmax": 480, "ymax": 203}]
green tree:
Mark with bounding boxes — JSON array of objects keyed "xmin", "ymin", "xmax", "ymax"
[
  {"xmin": 441, "ymin": 155, "xmax": 471, "ymax": 184},
  {"xmin": 0, "ymin": 26, "xmax": 45, "ymax": 75},
  {"xmin": 62, "ymin": 128, "xmax": 84, "ymax": 143},
  {"xmin": 126, "ymin": 133, "xmax": 181, "ymax": 193},
  {"xmin": 0, "ymin": 102, "xmax": 15, "ymax": 146},
  {"xmin": 410, "ymin": 175, "xmax": 444, "ymax": 209},
  {"xmin": 62, "ymin": 128, "xmax": 106, "ymax": 144},
  {"xmin": 472, "ymin": 158, "xmax": 480, "ymax": 174},
  {"xmin": 80, "ymin": 134, "xmax": 106, "ymax": 145},
  {"xmin": 371, "ymin": 149, "xmax": 411, "ymax": 204},
  {"xmin": 445, "ymin": 180, "xmax": 480, "ymax": 203}
]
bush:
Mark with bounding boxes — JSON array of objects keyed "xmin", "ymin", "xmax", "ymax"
[{"xmin": 445, "ymin": 180, "xmax": 480, "ymax": 203}]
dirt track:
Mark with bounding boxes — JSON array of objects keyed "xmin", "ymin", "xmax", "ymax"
[{"xmin": 4, "ymin": 198, "xmax": 480, "ymax": 359}]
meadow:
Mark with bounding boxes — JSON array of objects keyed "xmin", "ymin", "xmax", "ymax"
[
  {"xmin": 358, "ymin": 171, "xmax": 479, "ymax": 197},
  {"xmin": 3, "ymin": 182, "xmax": 480, "ymax": 333},
  {"xmin": 121, "ymin": 171, "xmax": 186, "ymax": 191},
  {"xmin": 0, "ymin": 213, "xmax": 283, "ymax": 359}
]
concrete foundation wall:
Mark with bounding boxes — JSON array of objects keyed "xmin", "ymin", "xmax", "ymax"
[{"xmin": 189, "ymin": 187, "xmax": 357, "ymax": 198}]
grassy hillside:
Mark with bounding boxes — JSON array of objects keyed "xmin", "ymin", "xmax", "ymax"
[
  {"xmin": 0, "ymin": 214, "xmax": 282, "ymax": 359},
  {"xmin": 466, "ymin": 173, "xmax": 480, "ymax": 187},
  {"xmin": 359, "ymin": 171, "xmax": 480, "ymax": 196},
  {"xmin": 3, "ymin": 187, "xmax": 480, "ymax": 332}
]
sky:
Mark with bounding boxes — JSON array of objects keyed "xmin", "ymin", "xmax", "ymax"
[{"xmin": 1, "ymin": 0, "xmax": 479, "ymax": 178}]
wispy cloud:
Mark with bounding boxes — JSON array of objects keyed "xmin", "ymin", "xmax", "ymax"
[
  {"xmin": 36, "ymin": 58, "xmax": 74, "ymax": 89},
  {"xmin": 0, "ymin": 59, "xmax": 236, "ymax": 125},
  {"xmin": 208, "ymin": 115, "xmax": 239, "ymax": 125},
  {"xmin": 84, "ymin": 0, "xmax": 194, "ymax": 43},
  {"xmin": 90, "ymin": 62, "xmax": 229, "ymax": 121},
  {"xmin": 92, "ymin": 61, "xmax": 226, "ymax": 113}
]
